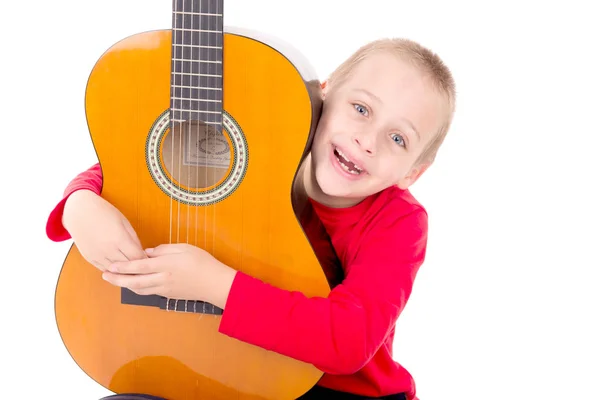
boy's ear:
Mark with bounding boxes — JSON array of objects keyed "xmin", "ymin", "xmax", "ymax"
[{"xmin": 397, "ymin": 162, "xmax": 431, "ymax": 189}]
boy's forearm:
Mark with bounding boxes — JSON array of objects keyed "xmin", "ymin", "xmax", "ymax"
[
  {"xmin": 62, "ymin": 189, "xmax": 100, "ymax": 231},
  {"xmin": 46, "ymin": 163, "xmax": 103, "ymax": 242},
  {"xmin": 218, "ymin": 269, "xmax": 410, "ymax": 376}
]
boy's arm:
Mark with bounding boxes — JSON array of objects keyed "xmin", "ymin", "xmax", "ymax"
[
  {"xmin": 46, "ymin": 163, "xmax": 103, "ymax": 242},
  {"xmin": 218, "ymin": 209, "xmax": 428, "ymax": 375},
  {"xmin": 46, "ymin": 163, "xmax": 427, "ymax": 376}
]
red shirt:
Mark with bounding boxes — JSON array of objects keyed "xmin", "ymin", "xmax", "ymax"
[{"xmin": 46, "ymin": 163, "xmax": 428, "ymax": 400}]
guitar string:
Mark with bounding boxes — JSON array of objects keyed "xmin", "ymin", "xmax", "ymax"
[
  {"xmin": 211, "ymin": 0, "xmax": 218, "ymax": 317},
  {"xmin": 169, "ymin": 0, "xmax": 177, "ymax": 248},
  {"xmin": 167, "ymin": 0, "xmax": 180, "ymax": 313},
  {"xmin": 176, "ymin": 0, "xmax": 187, "ymax": 313},
  {"xmin": 209, "ymin": 0, "xmax": 219, "ymax": 311},
  {"xmin": 176, "ymin": 0, "xmax": 183, "ymax": 251},
  {"xmin": 198, "ymin": 0, "xmax": 205, "ymax": 315},
  {"xmin": 186, "ymin": 0, "xmax": 192, "ymax": 247},
  {"xmin": 178, "ymin": 0, "xmax": 185, "ymax": 312},
  {"xmin": 209, "ymin": 0, "xmax": 214, "ymax": 325},
  {"xmin": 216, "ymin": 0, "xmax": 224, "ymax": 317},
  {"xmin": 204, "ymin": 0, "xmax": 210, "ymax": 317},
  {"xmin": 203, "ymin": 0, "xmax": 209, "ymax": 293},
  {"xmin": 181, "ymin": 0, "xmax": 192, "ymax": 248},
  {"xmin": 194, "ymin": 0, "xmax": 199, "ymax": 284}
]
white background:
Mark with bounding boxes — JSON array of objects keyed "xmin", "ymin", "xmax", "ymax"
[{"xmin": 2, "ymin": 0, "xmax": 599, "ymax": 399}]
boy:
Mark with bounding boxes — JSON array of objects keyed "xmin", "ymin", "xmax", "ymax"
[{"xmin": 46, "ymin": 37, "xmax": 456, "ymax": 400}]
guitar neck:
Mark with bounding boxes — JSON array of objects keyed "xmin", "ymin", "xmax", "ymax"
[{"xmin": 171, "ymin": 0, "xmax": 224, "ymax": 125}]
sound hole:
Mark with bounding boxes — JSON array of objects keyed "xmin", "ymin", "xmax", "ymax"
[{"xmin": 161, "ymin": 121, "xmax": 232, "ymax": 189}]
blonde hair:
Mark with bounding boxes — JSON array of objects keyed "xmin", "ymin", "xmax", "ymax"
[{"xmin": 327, "ymin": 38, "xmax": 456, "ymax": 166}]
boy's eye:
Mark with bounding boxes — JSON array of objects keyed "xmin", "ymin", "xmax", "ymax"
[
  {"xmin": 354, "ymin": 104, "xmax": 368, "ymax": 116},
  {"xmin": 391, "ymin": 133, "xmax": 405, "ymax": 147}
]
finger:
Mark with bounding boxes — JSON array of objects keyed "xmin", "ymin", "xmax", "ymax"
[
  {"xmin": 108, "ymin": 258, "xmax": 160, "ymax": 274},
  {"xmin": 90, "ymin": 259, "xmax": 108, "ymax": 271},
  {"xmin": 119, "ymin": 240, "xmax": 148, "ymax": 261},
  {"xmin": 122, "ymin": 220, "xmax": 143, "ymax": 248},
  {"xmin": 120, "ymin": 221, "xmax": 148, "ymax": 260},
  {"xmin": 102, "ymin": 271, "xmax": 166, "ymax": 294},
  {"xmin": 104, "ymin": 251, "xmax": 128, "ymax": 265},
  {"xmin": 103, "ymin": 257, "xmax": 117, "ymax": 266},
  {"xmin": 146, "ymin": 243, "xmax": 189, "ymax": 257},
  {"xmin": 128, "ymin": 285, "xmax": 164, "ymax": 296}
]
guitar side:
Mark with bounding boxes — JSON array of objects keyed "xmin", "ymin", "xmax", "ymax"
[{"xmin": 54, "ymin": 26, "xmax": 332, "ymax": 400}]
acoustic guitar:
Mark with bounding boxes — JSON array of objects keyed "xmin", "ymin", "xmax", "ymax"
[{"xmin": 53, "ymin": 1, "xmax": 337, "ymax": 399}]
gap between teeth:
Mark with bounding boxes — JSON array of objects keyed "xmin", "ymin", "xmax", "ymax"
[
  {"xmin": 338, "ymin": 161, "xmax": 360, "ymax": 174},
  {"xmin": 336, "ymin": 148, "xmax": 363, "ymax": 173}
]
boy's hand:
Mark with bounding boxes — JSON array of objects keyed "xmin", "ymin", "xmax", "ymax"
[
  {"xmin": 102, "ymin": 243, "xmax": 237, "ymax": 309},
  {"xmin": 63, "ymin": 189, "xmax": 147, "ymax": 271}
]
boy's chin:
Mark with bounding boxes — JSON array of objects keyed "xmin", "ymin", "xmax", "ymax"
[
  {"xmin": 316, "ymin": 177, "xmax": 368, "ymax": 201},
  {"xmin": 318, "ymin": 175, "xmax": 395, "ymax": 201}
]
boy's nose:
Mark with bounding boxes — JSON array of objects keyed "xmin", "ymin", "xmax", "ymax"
[{"xmin": 353, "ymin": 135, "xmax": 376, "ymax": 156}]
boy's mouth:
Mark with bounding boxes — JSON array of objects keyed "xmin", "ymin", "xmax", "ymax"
[{"xmin": 333, "ymin": 147, "xmax": 363, "ymax": 175}]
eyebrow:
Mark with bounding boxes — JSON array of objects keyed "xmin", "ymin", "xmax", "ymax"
[
  {"xmin": 353, "ymin": 89, "xmax": 421, "ymax": 142},
  {"xmin": 403, "ymin": 119, "xmax": 421, "ymax": 142}
]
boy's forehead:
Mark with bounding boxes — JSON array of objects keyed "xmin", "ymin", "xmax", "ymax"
[
  {"xmin": 339, "ymin": 52, "xmax": 446, "ymax": 140},
  {"xmin": 351, "ymin": 53, "xmax": 417, "ymax": 83},
  {"xmin": 338, "ymin": 55, "xmax": 428, "ymax": 104}
]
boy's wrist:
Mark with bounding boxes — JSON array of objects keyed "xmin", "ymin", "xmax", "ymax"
[{"xmin": 210, "ymin": 265, "xmax": 238, "ymax": 310}]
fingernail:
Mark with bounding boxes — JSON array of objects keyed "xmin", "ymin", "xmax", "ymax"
[{"xmin": 145, "ymin": 248, "xmax": 154, "ymax": 254}]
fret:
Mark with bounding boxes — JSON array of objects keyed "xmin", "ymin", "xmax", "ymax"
[
  {"xmin": 173, "ymin": 58, "xmax": 222, "ymax": 64},
  {"xmin": 173, "ymin": 0, "xmax": 223, "ymax": 14},
  {"xmin": 173, "ymin": 45, "xmax": 222, "ymax": 63},
  {"xmin": 172, "ymin": 97, "xmax": 221, "ymax": 103},
  {"xmin": 173, "ymin": 30, "xmax": 223, "ymax": 47},
  {"xmin": 171, "ymin": 109, "xmax": 223, "ymax": 125},
  {"xmin": 172, "ymin": 62, "xmax": 222, "ymax": 85},
  {"xmin": 172, "ymin": 108, "xmax": 221, "ymax": 114},
  {"xmin": 171, "ymin": 98, "xmax": 222, "ymax": 109},
  {"xmin": 172, "ymin": 119, "xmax": 221, "ymax": 126},
  {"xmin": 172, "ymin": 85, "xmax": 222, "ymax": 91},
  {"xmin": 171, "ymin": 75, "xmax": 222, "ymax": 102},
  {"xmin": 172, "ymin": 91, "xmax": 221, "ymax": 99},
  {"xmin": 173, "ymin": 11, "xmax": 223, "ymax": 16},
  {"xmin": 172, "ymin": 72, "xmax": 222, "ymax": 77},
  {"xmin": 173, "ymin": 61, "xmax": 221, "ymax": 76},
  {"xmin": 173, "ymin": 28, "xmax": 221, "ymax": 33},
  {"xmin": 172, "ymin": 11, "xmax": 222, "ymax": 31},
  {"xmin": 173, "ymin": 44, "xmax": 223, "ymax": 49},
  {"xmin": 171, "ymin": 85, "xmax": 221, "ymax": 100}
]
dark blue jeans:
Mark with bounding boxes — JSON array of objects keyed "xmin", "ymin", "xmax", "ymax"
[{"xmin": 101, "ymin": 386, "xmax": 407, "ymax": 400}]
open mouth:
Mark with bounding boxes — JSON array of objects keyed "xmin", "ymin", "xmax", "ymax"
[{"xmin": 333, "ymin": 147, "xmax": 363, "ymax": 175}]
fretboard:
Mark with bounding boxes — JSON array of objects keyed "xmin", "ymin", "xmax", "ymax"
[{"xmin": 170, "ymin": 0, "xmax": 224, "ymax": 126}]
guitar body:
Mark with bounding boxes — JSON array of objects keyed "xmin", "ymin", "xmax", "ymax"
[{"xmin": 54, "ymin": 25, "xmax": 331, "ymax": 400}]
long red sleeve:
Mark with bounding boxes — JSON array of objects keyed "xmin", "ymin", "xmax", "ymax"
[
  {"xmin": 45, "ymin": 164, "xmax": 426, "ymax": 399},
  {"xmin": 46, "ymin": 163, "xmax": 102, "ymax": 242},
  {"xmin": 218, "ymin": 207, "xmax": 427, "ymax": 376}
]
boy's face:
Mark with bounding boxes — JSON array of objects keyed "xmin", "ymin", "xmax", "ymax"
[{"xmin": 311, "ymin": 51, "xmax": 446, "ymax": 207}]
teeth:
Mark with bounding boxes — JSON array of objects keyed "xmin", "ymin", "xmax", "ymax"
[
  {"xmin": 335, "ymin": 147, "xmax": 363, "ymax": 174},
  {"xmin": 337, "ymin": 149, "xmax": 351, "ymax": 162},
  {"xmin": 339, "ymin": 162, "xmax": 360, "ymax": 175}
]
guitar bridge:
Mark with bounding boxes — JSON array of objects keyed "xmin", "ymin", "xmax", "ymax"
[{"xmin": 121, "ymin": 288, "xmax": 223, "ymax": 315}]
